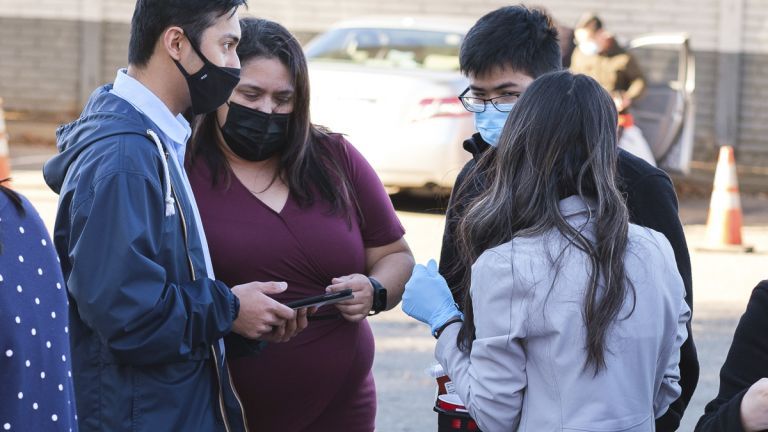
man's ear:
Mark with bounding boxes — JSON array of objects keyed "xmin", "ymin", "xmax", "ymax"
[{"xmin": 162, "ymin": 26, "xmax": 186, "ymax": 62}]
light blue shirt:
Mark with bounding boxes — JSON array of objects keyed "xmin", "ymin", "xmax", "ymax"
[
  {"xmin": 110, "ymin": 69, "xmax": 216, "ymax": 279},
  {"xmin": 111, "ymin": 69, "xmax": 190, "ymax": 168}
]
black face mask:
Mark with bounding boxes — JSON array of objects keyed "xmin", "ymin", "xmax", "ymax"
[
  {"xmin": 220, "ymin": 102, "xmax": 291, "ymax": 162},
  {"xmin": 174, "ymin": 36, "xmax": 240, "ymax": 115}
]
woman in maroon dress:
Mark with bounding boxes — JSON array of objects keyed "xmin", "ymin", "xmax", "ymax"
[{"xmin": 187, "ymin": 18, "xmax": 414, "ymax": 432}]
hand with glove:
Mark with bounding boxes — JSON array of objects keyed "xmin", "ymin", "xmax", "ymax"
[{"xmin": 402, "ymin": 259, "xmax": 463, "ymax": 336}]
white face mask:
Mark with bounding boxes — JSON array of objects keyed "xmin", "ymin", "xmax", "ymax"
[{"xmin": 579, "ymin": 41, "xmax": 599, "ymax": 56}]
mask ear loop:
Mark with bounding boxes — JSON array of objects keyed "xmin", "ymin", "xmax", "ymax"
[
  {"xmin": 214, "ymin": 105, "xmax": 239, "ymax": 166},
  {"xmin": 171, "ymin": 29, "xmax": 191, "ymax": 77},
  {"xmin": 186, "ymin": 34, "xmax": 213, "ymax": 66},
  {"xmin": 172, "ymin": 28, "xmax": 212, "ymax": 78},
  {"xmin": 215, "ymin": 104, "xmax": 229, "ymax": 132}
]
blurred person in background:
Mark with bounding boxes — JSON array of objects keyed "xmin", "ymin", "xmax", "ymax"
[
  {"xmin": 435, "ymin": 5, "xmax": 698, "ymax": 430},
  {"xmin": 187, "ymin": 18, "xmax": 414, "ymax": 432},
  {"xmin": 570, "ymin": 12, "xmax": 656, "ymax": 166},
  {"xmin": 532, "ymin": 5, "xmax": 576, "ymax": 67},
  {"xmin": 571, "ymin": 13, "xmax": 645, "ymax": 114},
  {"xmin": 695, "ymin": 280, "xmax": 768, "ymax": 432},
  {"xmin": 1, "ymin": 179, "xmax": 77, "ymax": 431}
]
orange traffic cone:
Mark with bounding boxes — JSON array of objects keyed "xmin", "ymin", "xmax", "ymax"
[
  {"xmin": 701, "ymin": 146, "xmax": 753, "ymax": 252},
  {"xmin": 0, "ymin": 97, "xmax": 11, "ymax": 185}
]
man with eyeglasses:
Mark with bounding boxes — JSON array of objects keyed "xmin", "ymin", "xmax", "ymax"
[{"xmin": 412, "ymin": 5, "xmax": 699, "ymax": 431}]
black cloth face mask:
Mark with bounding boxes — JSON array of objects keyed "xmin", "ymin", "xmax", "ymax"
[
  {"xmin": 220, "ymin": 102, "xmax": 291, "ymax": 162},
  {"xmin": 174, "ymin": 35, "xmax": 240, "ymax": 115}
]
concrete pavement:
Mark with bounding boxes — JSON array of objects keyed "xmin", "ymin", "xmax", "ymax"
[{"xmin": 8, "ymin": 165, "xmax": 768, "ymax": 431}]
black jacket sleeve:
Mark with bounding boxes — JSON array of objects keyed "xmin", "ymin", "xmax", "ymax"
[
  {"xmin": 624, "ymin": 171, "xmax": 699, "ymax": 431},
  {"xmin": 439, "ymin": 160, "xmax": 478, "ymax": 306},
  {"xmin": 694, "ymin": 281, "xmax": 768, "ymax": 432}
]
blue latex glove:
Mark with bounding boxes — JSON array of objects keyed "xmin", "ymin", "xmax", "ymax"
[{"xmin": 402, "ymin": 259, "xmax": 463, "ymax": 335}]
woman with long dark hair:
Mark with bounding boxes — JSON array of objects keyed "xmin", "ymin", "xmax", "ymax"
[
  {"xmin": 187, "ymin": 18, "xmax": 414, "ymax": 431},
  {"xmin": 402, "ymin": 71, "xmax": 689, "ymax": 431}
]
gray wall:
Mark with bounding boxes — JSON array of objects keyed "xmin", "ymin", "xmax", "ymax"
[
  {"xmin": 0, "ymin": 17, "xmax": 81, "ymax": 113},
  {"xmin": 0, "ymin": 0, "xmax": 766, "ymax": 166}
]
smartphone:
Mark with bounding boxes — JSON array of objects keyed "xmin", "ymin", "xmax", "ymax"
[{"xmin": 285, "ymin": 289, "xmax": 354, "ymax": 309}]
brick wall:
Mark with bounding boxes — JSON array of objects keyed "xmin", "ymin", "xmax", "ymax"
[
  {"xmin": 739, "ymin": 0, "xmax": 768, "ymax": 165},
  {"xmin": 102, "ymin": 21, "xmax": 129, "ymax": 84},
  {"xmin": 244, "ymin": 0, "xmax": 720, "ymax": 50},
  {"xmin": 0, "ymin": 16, "xmax": 80, "ymax": 113},
  {"xmin": 0, "ymin": 0, "xmax": 766, "ymax": 166},
  {"xmin": 0, "ymin": 0, "xmax": 81, "ymax": 20}
]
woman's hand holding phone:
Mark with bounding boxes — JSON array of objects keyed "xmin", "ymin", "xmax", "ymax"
[{"xmin": 326, "ymin": 274, "xmax": 374, "ymax": 322}]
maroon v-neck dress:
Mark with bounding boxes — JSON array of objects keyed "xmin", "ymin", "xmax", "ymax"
[{"xmin": 188, "ymin": 134, "xmax": 405, "ymax": 432}]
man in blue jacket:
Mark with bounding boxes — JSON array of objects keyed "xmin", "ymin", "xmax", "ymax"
[{"xmin": 43, "ymin": 1, "xmax": 303, "ymax": 430}]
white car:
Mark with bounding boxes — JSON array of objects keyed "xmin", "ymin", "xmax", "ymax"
[
  {"xmin": 305, "ymin": 17, "xmax": 476, "ymax": 194},
  {"xmin": 306, "ymin": 19, "xmax": 696, "ymax": 193}
]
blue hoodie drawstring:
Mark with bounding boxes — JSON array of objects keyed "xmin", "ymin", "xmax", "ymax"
[{"xmin": 146, "ymin": 129, "xmax": 176, "ymax": 217}]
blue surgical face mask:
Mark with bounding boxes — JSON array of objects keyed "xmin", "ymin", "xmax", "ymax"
[{"xmin": 474, "ymin": 103, "xmax": 515, "ymax": 147}]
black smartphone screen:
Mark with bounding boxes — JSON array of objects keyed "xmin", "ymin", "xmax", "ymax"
[{"xmin": 284, "ymin": 289, "xmax": 354, "ymax": 309}]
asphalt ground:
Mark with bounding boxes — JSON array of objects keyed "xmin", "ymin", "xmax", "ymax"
[{"xmin": 8, "ymin": 144, "xmax": 768, "ymax": 432}]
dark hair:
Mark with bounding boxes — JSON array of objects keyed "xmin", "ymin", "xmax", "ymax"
[
  {"xmin": 0, "ymin": 179, "xmax": 23, "ymax": 214},
  {"xmin": 576, "ymin": 12, "xmax": 603, "ymax": 32},
  {"xmin": 189, "ymin": 18, "xmax": 359, "ymax": 218},
  {"xmin": 460, "ymin": 5, "xmax": 562, "ymax": 79},
  {"xmin": 456, "ymin": 71, "xmax": 632, "ymax": 374},
  {"xmin": 1, "ymin": 179, "xmax": 25, "ymax": 255},
  {"xmin": 128, "ymin": 0, "xmax": 247, "ymax": 67}
]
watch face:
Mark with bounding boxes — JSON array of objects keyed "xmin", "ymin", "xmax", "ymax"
[
  {"xmin": 375, "ymin": 288, "xmax": 387, "ymax": 311},
  {"xmin": 368, "ymin": 277, "xmax": 387, "ymax": 313}
]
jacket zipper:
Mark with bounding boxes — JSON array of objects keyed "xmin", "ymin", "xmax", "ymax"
[
  {"xmin": 227, "ymin": 364, "xmax": 249, "ymax": 429},
  {"xmin": 167, "ymin": 154, "xmax": 236, "ymax": 432},
  {"xmin": 210, "ymin": 345, "xmax": 233, "ymax": 432},
  {"xmin": 170, "ymin": 184, "xmax": 197, "ymax": 283}
]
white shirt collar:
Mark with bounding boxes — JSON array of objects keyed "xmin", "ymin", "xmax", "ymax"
[{"xmin": 110, "ymin": 69, "xmax": 191, "ymax": 161}]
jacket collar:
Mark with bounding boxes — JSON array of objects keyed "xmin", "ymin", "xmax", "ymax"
[
  {"xmin": 111, "ymin": 69, "xmax": 191, "ymax": 167},
  {"xmin": 463, "ymin": 133, "xmax": 492, "ymax": 161},
  {"xmin": 558, "ymin": 195, "xmax": 597, "ymax": 218}
]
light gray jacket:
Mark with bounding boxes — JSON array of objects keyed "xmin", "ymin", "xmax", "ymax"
[{"xmin": 436, "ymin": 196, "xmax": 690, "ymax": 432}]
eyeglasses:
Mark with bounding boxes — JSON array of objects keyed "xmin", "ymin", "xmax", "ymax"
[{"xmin": 458, "ymin": 87, "xmax": 520, "ymax": 113}]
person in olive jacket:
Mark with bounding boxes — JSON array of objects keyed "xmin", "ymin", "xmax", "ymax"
[
  {"xmin": 570, "ymin": 13, "xmax": 646, "ymax": 114},
  {"xmin": 695, "ymin": 280, "xmax": 768, "ymax": 432}
]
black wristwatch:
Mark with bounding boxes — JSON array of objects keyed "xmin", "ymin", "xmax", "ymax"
[
  {"xmin": 367, "ymin": 276, "xmax": 387, "ymax": 316},
  {"xmin": 433, "ymin": 317, "xmax": 463, "ymax": 339}
]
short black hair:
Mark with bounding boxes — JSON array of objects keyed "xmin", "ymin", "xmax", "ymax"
[
  {"xmin": 1, "ymin": 179, "xmax": 25, "ymax": 255},
  {"xmin": 128, "ymin": 0, "xmax": 247, "ymax": 67},
  {"xmin": 576, "ymin": 12, "xmax": 603, "ymax": 32},
  {"xmin": 460, "ymin": 5, "xmax": 562, "ymax": 79}
]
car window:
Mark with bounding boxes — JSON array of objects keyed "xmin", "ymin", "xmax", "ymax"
[
  {"xmin": 305, "ymin": 27, "xmax": 463, "ymax": 71},
  {"xmin": 629, "ymin": 46, "xmax": 680, "ymax": 87}
]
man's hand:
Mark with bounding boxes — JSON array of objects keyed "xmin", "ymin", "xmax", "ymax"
[
  {"xmin": 230, "ymin": 281, "xmax": 295, "ymax": 339},
  {"xmin": 259, "ymin": 307, "xmax": 312, "ymax": 343},
  {"xmin": 327, "ymin": 274, "xmax": 374, "ymax": 322},
  {"xmin": 741, "ymin": 378, "xmax": 768, "ymax": 432}
]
